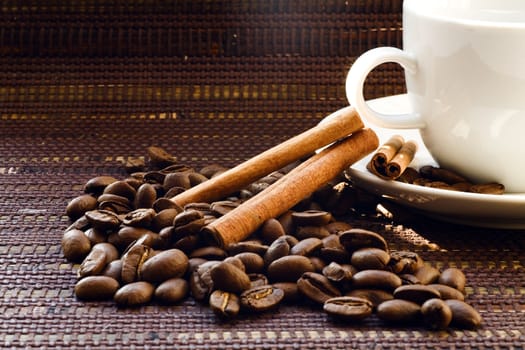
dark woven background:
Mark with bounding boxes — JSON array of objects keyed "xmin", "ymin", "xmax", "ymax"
[{"xmin": 0, "ymin": 1, "xmax": 523, "ymax": 348}]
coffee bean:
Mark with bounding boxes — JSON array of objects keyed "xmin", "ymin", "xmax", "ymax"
[
  {"xmin": 240, "ymin": 285, "xmax": 284, "ymax": 312},
  {"xmin": 421, "ymin": 298, "xmax": 453, "ymax": 329},
  {"xmin": 292, "ymin": 210, "xmax": 333, "ymax": 226},
  {"xmin": 155, "ymin": 278, "xmax": 189, "ymax": 304},
  {"xmin": 427, "ymin": 284, "xmax": 465, "ymax": 301},
  {"xmin": 351, "ymin": 247, "xmax": 391, "ymax": 270},
  {"xmin": 264, "ymin": 236, "xmax": 291, "ymax": 266},
  {"xmin": 272, "ymin": 282, "xmax": 299, "ymax": 303},
  {"xmin": 163, "ymin": 172, "xmax": 191, "ymax": 191},
  {"xmin": 226, "ymin": 240, "xmax": 268, "ymax": 256},
  {"xmin": 209, "ymin": 290, "xmax": 241, "ymax": 319},
  {"xmin": 84, "ymin": 227, "xmax": 107, "ymax": 245},
  {"xmin": 222, "ymin": 256, "xmax": 246, "ymax": 272},
  {"xmin": 398, "ymin": 273, "xmax": 420, "ymax": 285},
  {"xmin": 117, "ymin": 226, "xmax": 156, "ymax": 249},
  {"xmin": 210, "ymin": 261, "xmax": 251, "ymax": 294},
  {"xmin": 122, "ymin": 208, "xmax": 156, "ymax": 228},
  {"xmin": 140, "ymin": 248, "xmax": 189, "ymax": 283},
  {"xmin": 414, "ymin": 263, "xmax": 441, "ymax": 285},
  {"xmin": 248, "ymin": 273, "xmax": 269, "ymax": 288},
  {"xmin": 85, "ymin": 209, "xmax": 122, "ymax": 231},
  {"xmin": 322, "ymin": 262, "xmax": 353, "ymax": 283},
  {"xmin": 438, "ymin": 268, "xmax": 466, "ymax": 293},
  {"xmin": 121, "ymin": 244, "xmax": 151, "ymax": 284},
  {"xmin": 152, "ymin": 208, "xmax": 181, "ymax": 231},
  {"xmin": 134, "ymin": 183, "xmax": 157, "ymax": 209},
  {"xmin": 199, "ymin": 164, "xmax": 229, "ymax": 178},
  {"xmin": 152, "ymin": 197, "xmax": 183, "ymax": 212},
  {"xmin": 259, "ymin": 218, "xmax": 286, "ymax": 244},
  {"xmin": 62, "ymin": 229, "xmax": 92, "ymax": 263},
  {"xmin": 324, "ymin": 221, "xmax": 353, "ymax": 235},
  {"xmin": 297, "ymin": 272, "xmax": 341, "ymax": 304},
  {"xmin": 114, "ymin": 281, "xmax": 155, "ymax": 307},
  {"xmin": 83, "ymin": 175, "xmax": 118, "ymax": 195},
  {"xmin": 234, "ymin": 252, "xmax": 265, "ymax": 274},
  {"xmin": 189, "ymin": 246, "xmax": 228, "ymax": 260},
  {"xmin": 445, "ymin": 299, "xmax": 482, "ymax": 329},
  {"xmin": 189, "ymin": 261, "xmax": 219, "ymax": 301},
  {"xmin": 295, "ymin": 226, "xmax": 331, "ymax": 240},
  {"xmin": 66, "ymin": 194, "xmax": 98, "ymax": 220},
  {"xmin": 351, "ymin": 270, "xmax": 402, "ymax": 292},
  {"xmin": 147, "ymin": 146, "xmax": 177, "ymax": 168},
  {"xmin": 323, "ymin": 296, "xmax": 373, "ymax": 321},
  {"xmin": 339, "ymin": 228, "xmax": 388, "ymax": 252},
  {"xmin": 393, "ymin": 284, "xmax": 441, "ymax": 304},
  {"xmin": 210, "ymin": 200, "xmax": 239, "ymax": 216},
  {"xmin": 102, "ymin": 259, "xmax": 123, "ymax": 282},
  {"xmin": 267, "ymin": 255, "xmax": 315, "ymax": 282},
  {"xmin": 78, "ymin": 243, "xmax": 119, "ymax": 278},
  {"xmin": 103, "ymin": 180, "xmax": 137, "ymax": 201},
  {"xmin": 74, "ymin": 276, "xmax": 120, "ymax": 301},
  {"xmin": 376, "ymin": 299, "xmax": 421, "ymax": 324},
  {"xmin": 388, "ymin": 250, "xmax": 424, "ymax": 274},
  {"xmin": 346, "ymin": 289, "xmax": 393, "ymax": 309},
  {"xmin": 289, "ymin": 237, "xmax": 323, "ymax": 256}
]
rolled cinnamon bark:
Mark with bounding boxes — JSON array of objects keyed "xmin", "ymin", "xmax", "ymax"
[
  {"xmin": 385, "ymin": 140, "xmax": 418, "ymax": 179},
  {"xmin": 201, "ymin": 128, "xmax": 379, "ymax": 248},
  {"xmin": 170, "ymin": 106, "xmax": 364, "ymax": 208},
  {"xmin": 368, "ymin": 135, "xmax": 404, "ymax": 177}
]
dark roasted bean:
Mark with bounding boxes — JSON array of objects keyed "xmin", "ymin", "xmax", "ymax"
[
  {"xmin": 445, "ymin": 299, "xmax": 482, "ymax": 329},
  {"xmin": 339, "ymin": 228, "xmax": 388, "ymax": 252},
  {"xmin": 209, "ymin": 290, "xmax": 241, "ymax": 319},
  {"xmin": 74, "ymin": 276, "xmax": 120, "ymax": 301},
  {"xmin": 240, "ymin": 285, "xmax": 284, "ymax": 312},
  {"xmin": 114, "ymin": 281, "xmax": 155, "ymax": 307},
  {"xmin": 393, "ymin": 284, "xmax": 441, "ymax": 304},
  {"xmin": 323, "ymin": 296, "xmax": 373, "ymax": 321},
  {"xmin": 62, "ymin": 229, "xmax": 92, "ymax": 263},
  {"xmin": 297, "ymin": 272, "xmax": 341, "ymax": 304},
  {"xmin": 66, "ymin": 194, "xmax": 98, "ymax": 220},
  {"xmin": 376, "ymin": 299, "xmax": 422, "ymax": 324},
  {"xmin": 421, "ymin": 298, "xmax": 453, "ymax": 330},
  {"xmin": 267, "ymin": 255, "xmax": 315, "ymax": 282},
  {"xmin": 155, "ymin": 278, "xmax": 189, "ymax": 304},
  {"xmin": 438, "ymin": 268, "xmax": 466, "ymax": 293}
]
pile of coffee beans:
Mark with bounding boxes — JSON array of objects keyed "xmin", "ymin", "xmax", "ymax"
[{"xmin": 63, "ymin": 146, "xmax": 482, "ymax": 330}]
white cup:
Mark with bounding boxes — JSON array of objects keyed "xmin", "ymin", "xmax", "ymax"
[{"xmin": 346, "ymin": 0, "xmax": 525, "ymax": 193}]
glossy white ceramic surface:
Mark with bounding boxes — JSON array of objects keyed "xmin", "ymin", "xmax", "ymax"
[
  {"xmin": 346, "ymin": 0, "xmax": 525, "ymax": 192},
  {"xmin": 342, "ymin": 95, "xmax": 525, "ymax": 229}
]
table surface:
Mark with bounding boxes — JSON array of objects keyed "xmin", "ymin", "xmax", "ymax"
[{"xmin": 1, "ymin": 1, "xmax": 524, "ymax": 349}]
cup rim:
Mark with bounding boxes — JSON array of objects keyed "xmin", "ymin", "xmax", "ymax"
[{"xmin": 404, "ymin": 0, "xmax": 525, "ymax": 29}]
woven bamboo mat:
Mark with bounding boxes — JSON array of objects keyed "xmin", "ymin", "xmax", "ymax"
[{"xmin": 0, "ymin": 1, "xmax": 524, "ymax": 349}]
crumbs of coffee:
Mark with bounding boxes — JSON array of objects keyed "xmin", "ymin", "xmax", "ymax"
[{"xmin": 62, "ymin": 146, "xmax": 482, "ymax": 330}]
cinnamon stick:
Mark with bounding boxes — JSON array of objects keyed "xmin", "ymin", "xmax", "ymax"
[
  {"xmin": 385, "ymin": 140, "xmax": 418, "ymax": 179},
  {"xmin": 170, "ymin": 106, "xmax": 364, "ymax": 208},
  {"xmin": 369, "ymin": 135, "xmax": 404, "ymax": 176},
  {"xmin": 201, "ymin": 128, "xmax": 379, "ymax": 248}
]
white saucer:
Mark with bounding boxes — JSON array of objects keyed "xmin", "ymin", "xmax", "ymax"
[{"xmin": 343, "ymin": 94, "xmax": 525, "ymax": 229}]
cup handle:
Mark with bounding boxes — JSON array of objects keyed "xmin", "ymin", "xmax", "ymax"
[{"xmin": 346, "ymin": 47, "xmax": 425, "ymax": 129}]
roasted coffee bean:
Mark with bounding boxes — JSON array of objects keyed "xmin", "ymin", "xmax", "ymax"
[
  {"xmin": 259, "ymin": 218, "xmax": 286, "ymax": 244},
  {"xmin": 226, "ymin": 240, "xmax": 268, "ymax": 256},
  {"xmin": 62, "ymin": 229, "xmax": 92, "ymax": 263},
  {"xmin": 74, "ymin": 276, "xmax": 120, "ymax": 301},
  {"xmin": 295, "ymin": 226, "xmax": 330, "ymax": 240},
  {"xmin": 121, "ymin": 244, "xmax": 151, "ymax": 284},
  {"xmin": 421, "ymin": 298, "xmax": 453, "ymax": 330},
  {"xmin": 155, "ymin": 278, "xmax": 189, "ymax": 304},
  {"xmin": 399, "ymin": 273, "xmax": 420, "ymax": 285},
  {"xmin": 152, "ymin": 197, "xmax": 183, "ymax": 212},
  {"xmin": 189, "ymin": 261, "xmax": 220, "ymax": 301},
  {"xmin": 445, "ymin": 299, "xmax": 482, "ymax": 329},
  {"xmin": 319, "ymin": 247, "xmax": 351, "ymax": 264},
  {"xmin": 209, "ymin": 290, "xmax": 241, "ymax": 319},
  {"xmin": 140, "ymin": 248, "xmax": 189, "ymax": 283},
  {"xmin": 323, "ymin": 296, "xmax": 373, "ymax": 321},
  {"xmin": 289, "ymin": 237, "xmax": 323, "ymax": 256},
  {"xmin": 428, "ymin": 284, "xmax": 465, "ymax": 301},
  {"xmin": 117, "ymin": 226, "xmax": 157, "ymax": 249},
  {"xmin": 210, "ymin": 200, "xmax": 239, "ymax": 216},
  {"xmin": 234, "ymin": 252, "xmax": 265, "ymax": 273},
  {"xmin": 272, "ymin": 282, "xmax": 299, "ymax": 303},
  {"xmin": 173, "ymin": 234, "xmax": 200, "ymax": 254},
  {"xmin": 85, "ymin": 209, "xmax": 122, "ymax": 231},
  {"xmin": 393, "ymin": 284, "xmax": 441, "ymax": 304},
  {"xmin": 222, "ymin": 256, "xmax": 245, "ymax": 272},
  {"xmin": 297, "ymin": 272, "xmax": 341, "ymax": 304},
  {"xmin": 388, "ymin": 251, "xmax": 424, "ymax": 274},
  {"xmin": 240, "ymin": 285, "xmax": 284, "ymax": 312},
  {"xmin": 438, "ymin": 268, "xmax": 466, "ymax": 293},
  {"xmin": 188, "ymin": 172, "xmax": 208, "ymax": 186},
  {"xmin": 65, "ymin": 215, "xmax": 91, "ymax": 232},
  {"xmin": 173, "ymin": 210, "xmax": 206, "ymax": 237},
  {"xmin": 122, "ymin": 208, "xmax": 156, "ymax": 227},
  {"xmin": 346, "ymin": 289, "xmax": 394, "ymax": 309},
  {"xmin": 351, "ymin": 270, "xmax": 402, "ymax": 291},
  {"xmin": 190, "ymin": 246, "xmax": 228, "ymax": 260},
  {"xmin": 114, "ymin": 281, "xmax": 155, "ymax": 307},
  {"xmin": 376, "ymin": 299, "xmax": 422, "ymax": 324},
  {"xmin": 248, "ymin": 273, "xmax": 269, "ymax": 288},
  {"xmin": 102, "ymin": 259, "xmax": 123, "ymax": 282},
  {"xmin": 351, "ymin": 247, "xmax": 391, "ymax": 270},
  {"xmin": 103, "ymin": 180, "xmax": 137, "ymax": 201},
  {"xmin": 263, "ymin": 236, "xmax": 291, "ymax": 266},
  {"xmin": 199, "ymin": 164, "xmax": 229, "ymax": 178},
  {"xmin": 322, "ymin": 262, "xmax": 353, "ymax": 283},
  {"xmin": 277, "ymin": 211, "xmax": 296, "ymax": 235},
  {"xmin": 292, "ymin": 210, "xmax": 333, "ymax": 226},
  {"xmin": 66, "ymin": 194, "xmax": 98, "ymax": 220},
  {"xmin": 339, "ymin": 228, "xmax": 388, "ymax": 253},
  {"xmin": 309, "ymin": 256, "xmax": 326, "ymax": 272},
  {"xmin": 210, "ymin": 261, "xmax": 251, "ymax": 294},
  {"xmin": 324, "ymin": 221, "xmax": 353, "ymax": 235},
  {"xmin": 414, "ymin": 263, "xmax": 441, "ymax": 285},
  {"xmin": 84, "ymin": 175, "xmax": 118, "ymax": 195},
  {"xmin": 124, "ymin": 157, "xmax": 146, "ymax": 173},
  {"xmin": 163, "ymin": 172, "xmax": 191, "ymax": 191},
  {"xmin": 147, "ymin": 146, "xmax": 177, "ymax": 168},
  {"xmin": 152, "ymin": 208, "xmax": 181, "ymax": 231},
  {"xmin": 267, "ymin": 255, "xmax": 315, "ymax": 282},
  {"xmin": 78, "ymin": 243, "xmax": 119, "ymax": 278},
  {"xmin": 84, "ymin": 227, "xmax": 107, "ymax": 245}
]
